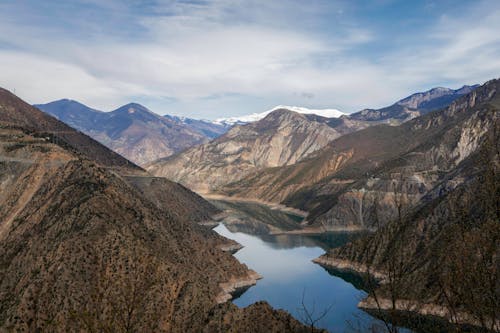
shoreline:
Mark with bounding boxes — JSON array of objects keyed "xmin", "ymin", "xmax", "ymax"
[
  {"xmin": 200, "ymin": 193, "xmax": 309, "ymax": 218},
  {"xmin": 216, "ymin": 270, "xmax": 263, "ymax": 304},
  {"xmin": 274, "ymin": 225, "xmax": 369, "ymax": 235},
  {"xmin": 312, "ymin": 255, "xmax": 386, "ymax": 281},
  {"xmin": 218, "ymin": 241, "xmax": 244, "ymax": 254},
  {"xmin": 312, "ymin": 254, "xmax": 499, "ymax": 331}
]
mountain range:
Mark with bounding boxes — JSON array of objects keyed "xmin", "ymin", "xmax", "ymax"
[
  {"xmin": 315, "ymin": 80, "xmax": 499, "ymax": 330},
  {"xmin": 0, "ymin": 88, "xmax": 314, "ymax": 332},
  {"xmin": 2, "ymin": 75, "xmax": 497, "ymax": 332},
  {"xmin": 36, "ymin": 85, "xmax": 475, "ymax": 170},
  {"xmin": 213, "ymin": 105, "xmax": 345, "ymax": 126},
  {"xmin": 147, "ymin": 109, "xmax": 352, "ymax": 193},
  {"xmin": 35, "ymin": 100, "xmax": 228, "ymax": 165},
  {"xmin": 147, "ymin": 85, "xmax": 478, "ymax": 194}
]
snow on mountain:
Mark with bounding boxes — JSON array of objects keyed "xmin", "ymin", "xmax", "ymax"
[{"xmin": 213, "ymin": 105, "xmax": 345, "ymax": 126}]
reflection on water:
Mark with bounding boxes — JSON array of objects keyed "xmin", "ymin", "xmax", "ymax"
[
  {"xmin": 210, "ymin": 200, "xmax": 305, "ymax": 234},
  {"xmin": 215, "ymin": 223, "xmax": 375, "ymax": 332}
]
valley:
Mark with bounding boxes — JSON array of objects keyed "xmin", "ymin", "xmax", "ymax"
[
  {"xmin": 2, "ymin": 2, "xmax": 499, "ymax": 333},
  {"xmin": 2, "ymin": 78, "xmax": 498, "ymax": 333}
]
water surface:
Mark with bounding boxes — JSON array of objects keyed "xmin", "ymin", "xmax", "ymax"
[{"xmin": 215, "ymin": 223, "xmax": 379, "ymax": 332}]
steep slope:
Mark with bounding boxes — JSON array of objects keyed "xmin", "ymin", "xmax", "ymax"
[
  {"xmin": 125, "ymin": 175, "xmax": 220, "ymax": 223},
  {"xmin": 314, "ymin": 128, "xmax": 499, "ymax": 331},
  {"xmin": 147, "ymin": 109, "xmax": 349, "ymax": 193},
  {"xmin": 220, "ymin": 79, "xmax": 498, "ymax": 231},
  {"xmin": 0, "ymin": 89, "xmax": 313, "ymax": 332},
  {"xmin": 36, "ymin": 100, "xmax": 211, "ymax": 165},
  {"xmin": 0, "ymin": 90, "xmax": 141, "ymax": 172},
  {"xmin": 350, "ymin": 85, "xmax": 478, "ymax": 123}
]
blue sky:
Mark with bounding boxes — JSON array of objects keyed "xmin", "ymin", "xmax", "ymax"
[{"xmin": 1, "ymin": 0, "xmax": 499, "ymax": 119}]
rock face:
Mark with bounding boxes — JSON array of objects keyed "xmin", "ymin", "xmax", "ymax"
[
  {"xmin": 316, "ymin": 128, "xmax": 499, "ymax": 330},
  {"xmin": 147, "ymin": 109, "xmax": 351, "ymax": 193},
  {"xmin": 219, "ymin": 80, "xmax": 498, "ymax": 232},
  {"xmin": 36, "ymin": 100, "xmax": 227, "ymax": 165},
  {"xmin": 148, "ymin": 86, "xmax": 477, "ymax": 195},
  {"xmin": 306, "ymin": 80, "xmax": 499, "ymax": 331},
  {"xmin": 0, "ymin": 89, "xmax": 311, "ymax": 332}
]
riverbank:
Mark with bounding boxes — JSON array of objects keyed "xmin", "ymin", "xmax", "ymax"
[
  {"xmin": 275, "ymin": 224, "xmax": 369, "ymax": 235},
  {"xmin": 312, "ymin": 254, "xmax": 499, "ymax": 331},
  {"xmin": 201, "ymin": 194, "xmax": 308, "ymax": 218},
  {"xmin": 216, "ymin": 270, "xmax": 263, "ymax": 304},
  {"xmin": 312, "ymin": 255, "xmax": 386, "ymax": 281}
]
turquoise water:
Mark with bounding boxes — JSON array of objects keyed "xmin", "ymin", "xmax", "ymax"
[{"xmin": 214, "ymin": 223, "xmax": 385, "ymax": 333}]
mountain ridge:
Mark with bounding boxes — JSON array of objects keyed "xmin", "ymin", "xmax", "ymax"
[
  {"xmin": 148, "ymin": 83, "xmax": 479, "ymax": 195},
  {"xmin": 147, "ymin": 108, "xmax": 351, "ymax": 193},
  {"xmin": 35, "ymin": 100, "xmax": 221, "ymax": 165},
  {"xmin": 0, "ymin": 88, "xmax": 315, "ymax": 332},
  {"xmin": 217, "ymin": 79, "xmax": 497, "ymax": 231}
]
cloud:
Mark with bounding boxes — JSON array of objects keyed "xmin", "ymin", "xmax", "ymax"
[{"xmin": 0, "ymin": 0, "xmax": 499, "ymax": 117}]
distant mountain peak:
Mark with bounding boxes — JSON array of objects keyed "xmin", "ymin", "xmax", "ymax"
[
  {"xmin": 113, "ymin": 102, "xmax": 152, "ymax": 114},
  {"xmin": 213, "ymin": 105, "xmax": 345, "ymax": 126}
]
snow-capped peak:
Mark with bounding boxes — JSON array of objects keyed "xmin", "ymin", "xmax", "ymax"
[{"xmin": 213, "ymin": 105, "xmax": 344, "ymax": 126}]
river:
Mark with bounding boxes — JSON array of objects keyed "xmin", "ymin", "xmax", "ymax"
[{"xmin": 212, "ymin": 199, "xmax": 413, "ymax": 333}]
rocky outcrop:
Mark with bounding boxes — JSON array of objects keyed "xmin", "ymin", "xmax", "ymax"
[{"xmin": 216, "ymin": 270, "xmax": 263, "ymax": 303}]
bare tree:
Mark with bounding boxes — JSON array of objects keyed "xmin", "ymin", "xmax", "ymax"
[
  {"xmin": 70, "ymin": 252, "xmax": 165, "ymax": 333},
  {"xmin": 360, "ymin": 173, "xmax": 426, "ymax": 333},
  {"xmin": 437, "ymin": 130, "xmax": 500, "ymax": 333},
  {"xmin": 297, "ymin": 288, "xmax": 333, "ymax": 333}
]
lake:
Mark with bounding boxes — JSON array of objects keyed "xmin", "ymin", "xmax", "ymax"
[{"xmin": 211, "ymin": 199, "xmax": 415, "ymax": 333}]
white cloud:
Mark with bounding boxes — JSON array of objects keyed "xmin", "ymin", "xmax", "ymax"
[{"xmin": 0, "ymin": 0, "xmax": 498, "ymax": 117}]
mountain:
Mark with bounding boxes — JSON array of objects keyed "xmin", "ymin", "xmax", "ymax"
[
  {"xmin": 148, "ymin": 85, "xmax": 477, "ymax": 195},
  {"xmin": 213, "ymin": 105, "xmax": 345, "ymax": 126},
  {"xmin": 1, "ymin": 93, "xmax": 141, "ymax": 172},
  {"xmin": 165, "ymin": 114, "xmax": 229, "ymax": 138},
  {"xmin": 218, "ymin": 80, "xmax": 498, "ymax": 232},
  {"xmin": 0, "ymin": 88, "xmax": 313, "ymax": 332},
  {"xmin": 147, "ymin": 108, "xmax": 352, "ymax": 193},
  {"xmin": 314, "ymin": 83, "xmax": 499, "ymax": 331},
  {"xmin": 35, "ymin": 100, "xmax": 214, "ymax": 165},
  {"xmin": 350, "ymin": 85, "xmax": 479, "ymax": 123}
]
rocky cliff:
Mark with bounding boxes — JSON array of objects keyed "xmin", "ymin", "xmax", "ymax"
[
  {"xmin": 147, "ymin": 109, "xmax": 350, "ymax": 193},
  {"xmin": 220, "ymin": 79, "xmax": 498, "ymax": 232},
  {"xmin": 315, "ymin": 126, "xmax": 499, "ymax": 330}
]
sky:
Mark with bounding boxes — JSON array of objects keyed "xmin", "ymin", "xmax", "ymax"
[{"xmin": 0, "ymin": 0, "xmax": 499, "ymax": 119}]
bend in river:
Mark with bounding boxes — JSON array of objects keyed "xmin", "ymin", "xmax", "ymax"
[{"xmin": 211, "ymin": 199, "xmax": 414, "ymax": 333}]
